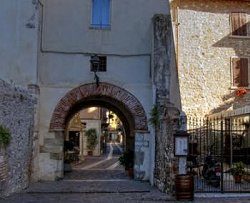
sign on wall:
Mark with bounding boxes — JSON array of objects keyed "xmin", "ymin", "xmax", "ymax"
[{"xmin": 174, "ymin": 134, "xmax": 189, "ymax": 156}]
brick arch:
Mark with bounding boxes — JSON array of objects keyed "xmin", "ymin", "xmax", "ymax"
[{"xmin": 49, "ymin": 82, "xmax": 148, "ymax": 132}]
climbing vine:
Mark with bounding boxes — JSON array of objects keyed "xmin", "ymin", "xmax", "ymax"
[
  {"xmin": 0, "ymin": 125, "xmax": 11, "ymax": 147},
  {"xmin": 149, "ymin": 105, "xmax": 159, "ymax": 127}
]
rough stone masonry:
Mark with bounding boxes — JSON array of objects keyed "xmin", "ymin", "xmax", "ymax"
[{"xmin": 0, "ymin": 79, "xmax": 36, "ymax": 196}]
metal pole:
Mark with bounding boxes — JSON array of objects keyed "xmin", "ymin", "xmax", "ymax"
[{"xmin": 220, "ymin": 119, "xmax": 224, "ymax": 193}]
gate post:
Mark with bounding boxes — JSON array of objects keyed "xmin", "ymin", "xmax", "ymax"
[
  {"xmin": 134, "ymin": 132, "xmax": 150, "ymax": 180},
  {"xmin": 174, "ymin": 131, "xmax": 194, "ymax": 201},
  {"xmin": 39, "ymin": 130, "xmax": 64, "ymax": 180}
]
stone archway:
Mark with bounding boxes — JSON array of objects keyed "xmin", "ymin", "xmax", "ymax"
[
  {"xmin": 50, "ymin": 82, "xmax": 148, "ymax": 132},
  {"xmin": 43, "ymin": 82, "xmax": 151, "ymax": 181}
]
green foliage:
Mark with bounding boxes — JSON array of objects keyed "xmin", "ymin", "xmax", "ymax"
[
  {"xmin": 0, "ymin": 125, "xmax": 11, "ymax": 146},
  {"xmin": 149, "ymin": 105, "xmax": 159, "ymax": 127},
  {"xmin": 85, "ymin": 128, "xmax": 98, "ymax": 150},
  {"xmin": 118, "ymin": 150, "xmax": 134, "ymax": 169},
  {"xmin": 230, "ymin": 161, "xmax": 245, "ymax": 176}
]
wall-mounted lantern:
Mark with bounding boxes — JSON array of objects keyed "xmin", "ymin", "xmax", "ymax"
[{"xmin": 90, "ymin": 54, "xmax": 100, "ymax": 87}]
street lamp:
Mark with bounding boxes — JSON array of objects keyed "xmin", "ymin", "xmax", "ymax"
[{"xmin": 90, "ymin": 54, "xmax": 100, "ymax": 87}]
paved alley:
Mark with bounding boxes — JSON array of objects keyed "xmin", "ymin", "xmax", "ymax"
[{"xmin": 1, "ymin": 142, "xmax": 250, "ymax": 203}]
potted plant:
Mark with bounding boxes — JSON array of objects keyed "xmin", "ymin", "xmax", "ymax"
[
  {"xmin": 63, "ymin": 152, "xmax": 72, "ymax": 172},
  {"xmin": 63, "ymin": 140, "xmax": 74, "ymax": 172},
  {"xmin": 235, "ymin": 87, "xmax": 247, "ymax": 97},
  {"xmin": 85, "ymin": 128, "xmax": 98, "ymax": 156},
  {"xmin": 230, "ymin": 161, "xmax": 245, "ymax": 183},
  {"xmin": 118, "ymin": 150, "xmax": 134, "ymax": 177}
]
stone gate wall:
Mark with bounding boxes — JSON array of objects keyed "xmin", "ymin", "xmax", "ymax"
[
  {"xmin": 152, "ymin": 14, "xmax": 181, "ymax": 193},
  {"xmin": 0, "ymin": 79, "xmax": 36, "ymax": 196}
]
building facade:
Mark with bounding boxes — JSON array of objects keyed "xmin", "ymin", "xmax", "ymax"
[
  {"xmin": 171, "ymin": 0, "xmax": 250, "ymax": 119},
  {"xmin": 0, "ymin": 0, "xmax": 181, "ymax": 195},
  {"xmin": 170, "ymin": 0, "xmax": 250, "ymax": 193},
  {"xmin": 37, "ymin": 0, "xmax": 170, "ymax": 182}
]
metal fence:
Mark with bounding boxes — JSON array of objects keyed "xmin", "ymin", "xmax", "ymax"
[{"xmin": 187, "ymin": 115, "xmax": 250, "ymax": 193}]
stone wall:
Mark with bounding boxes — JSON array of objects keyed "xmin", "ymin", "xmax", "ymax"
[
  {"xmin": 0, "ymin": 79, "xmax": 36, "ymax": 196},
  {"xmin": 152, "ymin": 14, "xmax": 181, "ymax": 194},
  {"xmin": 171, "ymin": 0, "xmax": 250, "ymax": 119}
]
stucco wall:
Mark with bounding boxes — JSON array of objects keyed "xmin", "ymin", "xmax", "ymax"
[
  {"xmin": 173, "ymin": 0, "xmax": 250, "ymax": 118},
  {"xmin": 0, "ymin": 79, "xmax": 36, "ymax": 196},
  {"xmin": 36, "ymin": 0, "xmax": 170, "ymax": 182},
  {"xmin": 0, "ymin": 0, "xmax": 38, "ymax": 86},
  {"xmin": 41, "ymin": 0, "xmax": 168, "ymax": 55}
]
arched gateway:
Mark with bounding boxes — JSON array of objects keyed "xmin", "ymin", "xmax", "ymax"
[
  {"xmin": 43, "ymin": 82, "xmax": 151, "ymax": 181},
  {"xmin": 50, "ymin": 82, "xmax": 148, "ymax": 132}
]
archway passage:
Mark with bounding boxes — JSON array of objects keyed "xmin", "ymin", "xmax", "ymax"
[
  {"xmin": 64, "ymin": 106, "xmax": 129, "ymax": 180},
  {"xmin": 48, "ymin": 82, "xmax": 149, "ymax": 180},
  {"xmin": 50, "ymin": 82, "xmax": 148, "ymax": 133}
]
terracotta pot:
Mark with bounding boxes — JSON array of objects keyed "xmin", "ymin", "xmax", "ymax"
[
  {"xmin": 127, "ymin": 168, "xmax": 134, "ymax": 178},
  {"xmin": 234, "ymin": 175, "xmax": 242, "ymax": 183}
]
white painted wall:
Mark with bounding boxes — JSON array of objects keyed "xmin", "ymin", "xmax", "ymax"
[
  {"xmin": 40, "ymin": 0, "xmax": 168, "ymax": 55},
  {"xmin": 0, "ymin": 0, "xmax": 171, "ymax": 183},
  {"xmin": 0, "ymin": 0, "xmax": 38, "ymax": 86},
  {"xmin": 38, "ymin": 0, "xmax": 169, "ymax": 182}
]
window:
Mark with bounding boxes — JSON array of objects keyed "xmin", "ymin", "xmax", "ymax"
[
  {"xmin": 230, "ymin": 12, "xmax": 249, "ymax": 36},
  {"xmin": 90, "ymin": 56, "xmax": 107, "ymax": 72},
  {"xmin": 91, "ymin": 0, "xmax": 110, "ymax": 29},
  {"xmin": 231, "ymin": 57, "xmax": 249, "ymax": 87}
]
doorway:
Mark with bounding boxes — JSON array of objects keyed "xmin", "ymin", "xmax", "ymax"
[
  {"xmin": 63, "ymin": 106, "xmax": 130, "ymax": 180},
  {"xmin": 47, "ymin": 83, "xmax": 148, "ymax": 181}
]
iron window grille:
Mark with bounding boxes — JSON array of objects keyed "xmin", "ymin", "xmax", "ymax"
[{"xmin": 90, "ymin": 56, "xmax": 107, "ymax": 72}]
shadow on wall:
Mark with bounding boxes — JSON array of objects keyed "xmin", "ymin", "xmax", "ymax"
[
  {"xmin": 211, "ymin": 21, "xmax": 250, "ymax": 114},
  {"xmin": 213, "ymin": 22, "xmax": 250, "ymax": 57},
  {"xmin": 209, "ymin": 90, "xmax": 250, "ymax": 115}
]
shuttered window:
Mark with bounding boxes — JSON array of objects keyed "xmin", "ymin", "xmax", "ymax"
[
  {"xmin": 232, "ymin": 58, "xmax": 249, "ymax": 87},
  {"xmin": 91, "ymin": 0, "xmax": 111, "ymax": 29},
  {"xmin": 231, "ymin": 12, "xmax": 248, "ymax": 36}
]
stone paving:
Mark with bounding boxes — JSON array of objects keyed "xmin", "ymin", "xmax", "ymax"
[
  {"xmin": 1, "ymin": 180, "xmax": 250, "ymax": 203},
  {"xmin": 1, "ymin": 143, "xmax": 250, "ymax": 202}
]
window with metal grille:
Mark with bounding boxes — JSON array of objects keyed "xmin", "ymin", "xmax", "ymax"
[
  {"xmin": 230, "ymin": 12, "xmax": 249, "ymax": 36},
  {"xmin": 90, "ymin": 56, "xmax": 107, "ymax": 72},
  {"xmin": 231, "ymin": 57, "xmax": 249, "ymax": 87}
]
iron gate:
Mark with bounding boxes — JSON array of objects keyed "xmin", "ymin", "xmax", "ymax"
[{"xmin": 187, "ymin": 116, "xmax": 250, "ymax": 193}]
